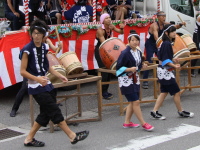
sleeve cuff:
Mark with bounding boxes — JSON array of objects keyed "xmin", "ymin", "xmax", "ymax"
[
  {"xmin": 116, "ymin": 66, "xmax": 127, "ymax": 76},
  {"xmin": 162, "ymin": 59, "xmax": 173, "ymax": 66}
]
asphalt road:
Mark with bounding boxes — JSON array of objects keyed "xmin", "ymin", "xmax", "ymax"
[{"xmin": 1, "ymin": 71, "xmax": 200, "ymax": 150}]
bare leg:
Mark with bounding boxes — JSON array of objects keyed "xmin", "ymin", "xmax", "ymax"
[
  {"xmin": 56, "ymin": 13, "xmax": 62, "ymax": 24},
  {"xmin": 58, "ymin": 121, "xmax": 76, "ymax": 142},
  {"xmin": 132, "ymin": 100, "xmax": 146, "ymax": 125},
  {"xmin": 115, "ymin": 9, "xmax": 122, "ymax": 20},
  {"xmin": 153, "ymin": 93, "xmax": 168, "ymax": 112},
  {"xmin": 124, "ymin": 102, "xmax": 133, "ymax": 124},
  {"xmin": 96, "ymin": 15, "xmax": 100, "ymax": 21},
  {"xmin": 173, "ymin": 92, "xmax": 183, "ymax": 112},
  {"xmin": 24, "ymin": 121, "xmax": 41, "ymax": 143}
]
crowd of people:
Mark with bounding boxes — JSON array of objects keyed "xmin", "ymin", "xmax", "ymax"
[{"xmin": 4, "ymin": 0, "xmax": 135, "ymax": 31}]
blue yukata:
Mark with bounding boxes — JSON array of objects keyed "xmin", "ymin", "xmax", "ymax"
[{"xmin": 116, "ymin": 46, "xmax": 142, "ymax": 96}]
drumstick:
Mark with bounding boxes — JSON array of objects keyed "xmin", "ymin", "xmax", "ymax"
[
  {"xmin": 177, "ymin": 14, "xmax": 186, "ymax": 27},
  {"xmin": 55, "ymin": 26, "xmax": 61, "ymax": 54}
]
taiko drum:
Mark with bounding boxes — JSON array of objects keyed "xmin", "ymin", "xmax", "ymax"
[
  {"xmin": 99, "ymin": 37, "xmax": 126, "ymax": 70},
  {"xmin": 156, "ymin": 34, "xmax": 190, "ymax": 65},
  {"xmin": 59, "ymin": 51, "xmax": 84, "ymax": 75}
]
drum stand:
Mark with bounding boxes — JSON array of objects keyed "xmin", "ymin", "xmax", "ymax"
[
  {"xmin": 98, "ymin": 63, "xmax": 158, "ymax": 116},
  {"xmin": 29, "ymin": 73, "xmax": 102, "ymax": 133},
  {"xmin": 177, "ymin": 52, "xmax": 200, "ymax": 94}
]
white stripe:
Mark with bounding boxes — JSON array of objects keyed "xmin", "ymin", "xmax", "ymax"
[
  {"xmin": 108, "ymin": 124, "xmax": 200, "ymax": 150},
  {"xmin": 93, "ymin": 40, "xmax": 99, "ymax": 69},
  {"xmin": 81, "ymin": 40, "xmax": 89, "ymax": 70},
  {"xmin": 69, "ymin": 40, "xmax": 76, "ymax": 52},
  {"xmin": 188, "ymin": 145, "xmax": 200, "ymax": 150},
  {"xmin": 118, "ymin": 34, "xmax": 124, "ymax": 42},
  {"xmin": 55, "ymin": 41, "xmax": 63, "ymax": 58},
  {"xmin": 11, "ymin": 47, "xmax": 23, "ymax": 83},
  {"xmin": 139, "ymin": 33, "xmax": 146, "ymax": 53},
  {"xmin": 0, "ymin": 52, "xmax": 12, "ymax": 88}
]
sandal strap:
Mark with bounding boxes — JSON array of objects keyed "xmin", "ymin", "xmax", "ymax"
[{"xmin": 76, "ymin": 130, "xmax": 89, "ymax": 140}]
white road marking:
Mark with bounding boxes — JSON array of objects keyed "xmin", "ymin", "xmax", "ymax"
[
  {"xmin": 108, "ymin": 124, "xmax": 200, "ymax": 150},
  {"xmin": 188, "ymin": 145, "xmax": 200, "ymax": 150}
]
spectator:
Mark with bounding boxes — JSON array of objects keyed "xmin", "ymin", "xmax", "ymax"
[
  {"xmin": 4, "ymin": 0, "xmax": 25, "ymax": 30},
  {"xmin": 61, "ymin": 0, "xmax": 76, "ymax": 23},
  {"xmin": 46, "ymin": 0, "xmax": 62, "ymax": 24},
  {"xmin": 64, "ymin": 0, "xmax": 93, "ymax": 23},
  {"xmin": 106, "ymin": 0, "xmax": 132, "ymax": 20},
  {"xmin": 88, "ymin": 0, "xmax": 108, "ymax": 21},
  {"xmin": 28, "ymin": 0, "xmax": 46, "ymax": 24}
]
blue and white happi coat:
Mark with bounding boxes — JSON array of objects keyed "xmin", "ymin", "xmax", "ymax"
[
  {"xmin": 19, "ymin": 41, "xmax": 54, "ymax": 95},
  {"xmin": 116, "ymin": 46, "xmax": 142, "ymax": 95},
  {"xmin": 157, "ymin": 41, "xmax": 176, "ymax": 85}
]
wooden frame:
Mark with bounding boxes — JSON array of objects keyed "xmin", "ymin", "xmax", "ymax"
[{"xmin": 29, "ymin": 73, "xmax": 102, "ymax": 133}]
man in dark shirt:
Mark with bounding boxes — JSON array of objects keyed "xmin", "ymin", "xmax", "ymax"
[{"xmin": 4, "ymin": 0, "xmax": 25, "ymax": 30}]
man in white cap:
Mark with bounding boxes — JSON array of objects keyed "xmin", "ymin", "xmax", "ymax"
[{"xmin": 95, "ymin": 13, "xmax": 125, "ymax": 100}]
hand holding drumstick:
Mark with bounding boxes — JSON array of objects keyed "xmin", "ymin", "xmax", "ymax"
[{"xmin": 177, "ymin": 14, "xmax": 186, "ymax": 27}]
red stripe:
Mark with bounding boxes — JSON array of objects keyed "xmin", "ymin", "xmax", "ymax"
[
  {"xmin": 0, "ymin": 77, "xmax": 3, "ymax": 90},
  {"xmin": 87, "ymin": 37, "xmax": 95, "ymax": 70}
]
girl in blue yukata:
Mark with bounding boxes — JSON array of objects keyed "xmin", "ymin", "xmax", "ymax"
[
  {"xmin": 20, "ymin": 19, "xmax": 89, "ymax": 147},
  {"xmin": 150, "ymin": 24, "xmax": 194, "ymax": 120},
  {"xmin": 116, "ymin": 30, "xmax": 154, "ymax": 131}
]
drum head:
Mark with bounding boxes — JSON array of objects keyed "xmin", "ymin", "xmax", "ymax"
[
  {"xmin": 173, "ymin": 49, "xmax": 190, "ymax": 65},
  {"xmin": 99, "ymin": 37, "xmax": 119, "ymax": 49},
  {"xmin": 99, "ymin": 37, "xmax": 126, "ymax": 70}
]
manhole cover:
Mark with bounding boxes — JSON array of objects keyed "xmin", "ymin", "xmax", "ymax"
[{"xmin": 0, "ymin": 128, "xmax": 24, "ymax": 140}]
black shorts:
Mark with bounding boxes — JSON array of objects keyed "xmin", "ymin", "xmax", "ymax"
[
  {"xmin": 49, "ymin": 11, "xmax": 61, "ymax": 18},
  {"xmin": 160, "ymin": 83, "xmax": 180, "ymax": 96},
  {"xmin": 124, "ymin": 92, "xmax": 139, "ymax": 102},
  {"xmin": 33, "ymin": 89, "xmax": 64, "ymax": 127}
]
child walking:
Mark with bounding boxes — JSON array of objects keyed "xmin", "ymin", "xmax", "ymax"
[
  {"xmin": 116, "ymin": 30, "xmax": 154, "ymax": 131},
  {"xmin": 20, "ymin": 19, "xmax": 89, "ymax": 147},
  {"xmin": 150, "ymin": 24, "xmax": 194, "ymax": 120}
]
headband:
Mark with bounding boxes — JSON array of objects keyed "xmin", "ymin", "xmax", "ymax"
[
  {"xmin": 163, "ymin": 25, "xmax": 174, "ymax": 32},
  {"xmin": 100, "ymin": 13, "xmax": 110, "ymax": 29},
  {"xmin": 34, "ymin": 26, "xmax": 46, "ymax": 32},
  {"xmin": 127, "ymin": 34, "xmax": 140, "ymax": 40},
  {"xmin": 157, "ymin": 14, "xmax": 166, "ymax": 16},
  {"xmin": 45, "ymin": 32, "xmax": 49, "ymax": 37},
  {"xmin": 160, "ymin": 25, "xmax": 175, "ymax": 37}
]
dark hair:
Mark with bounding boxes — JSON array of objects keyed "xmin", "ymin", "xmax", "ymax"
[
  {"xmin": 76, "ymin": 0, "xmax": 87, "ymax": 5},
  {"xmin": 170, "ymin": 21, "xmax": 175, "ymax": 25},
  {"xmin": 128, "ymin": 30, "xmax": 140, "ymax": 42},
  {"xmin": 162, "ymin": 24, "xmax": 176, "ymax": 42},
  {"xmin": 156, "ymin": 11, "xmax": 165, "ymax": 16},
  {"xmin": 30, "ymin": 19, "xmax": 48, "ymax": 37}
]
